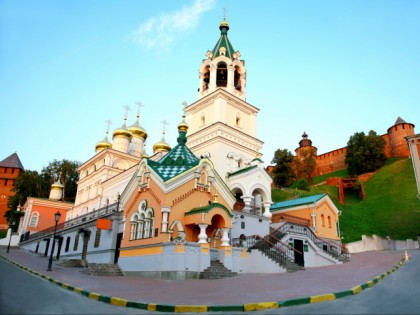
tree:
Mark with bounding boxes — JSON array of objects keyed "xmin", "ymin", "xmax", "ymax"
[
  {"xmin": 41, "ymin": 159, "xmax": 80, "ymax": 202},
  {"xmin": 5, "ymin": 170, "xmax": 49, "ymax": 225},
  {"xmin": 345, "ymin": 130, "xmax": 386, "ymax": 175},
  {"xmin": 295, "ymin": 147, "xmax": 317, "ymax": 185},
  {"xmin": 4, "ymin": 159, "xmax": 80, "ymax": 224},
  {"xmin": 270, "ymin": 149, "xmax": 296, "ymax": 187}
]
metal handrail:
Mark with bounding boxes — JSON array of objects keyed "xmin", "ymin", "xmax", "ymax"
[
  {"xmin": 21, "ymin": 202, "xmax": 119, "ymax": 242},
  {"xmin": 232, "ymin": 234, "xmax": 290, "ymax": 268},
  {"xmin": 271, "ymin": 220, "xmax": 343, "ymax": 259}
]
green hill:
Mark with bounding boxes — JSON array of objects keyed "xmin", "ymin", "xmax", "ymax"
[{"xmin": 271, "ymin": 158, "xmax": 420, "ymax": 243}]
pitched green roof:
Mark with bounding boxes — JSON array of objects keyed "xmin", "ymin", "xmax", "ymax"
[
  {"xmin": 185, "ymin": 202, "xmax": 233, "ymax": 218},
  {"xmin": 147, "ymin": 131, "xmax": 199, "ymax": 182},
  {"xmin": 211, "ymin": 20, "xmax": 236, "ymax": 60},
  {"xmin": 271, "ymin": 194, "xmax": 327, "ymax": 211},
  {"xmin": 227, "ymin": 165, "xmax": 257, "ymax": 178}
]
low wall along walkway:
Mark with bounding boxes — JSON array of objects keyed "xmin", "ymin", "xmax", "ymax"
[{"xmin": 346, "ymin": 234, "xmax": 419, "ymax": 253}]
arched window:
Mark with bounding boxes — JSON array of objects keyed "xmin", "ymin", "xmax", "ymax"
[
  {"xmin": 29, "ymin": 212, "xmax": 39, "ymax": 227},
  {"xmin": 235, "ymin": 113, "xmax": 241, "ymax": 127},
  {"xmin": 139, "ymin": 214, "xmax": 145, "ymax": 239},
  {"xmin": 328, "ymin": 216, "xmax": 332, "ymax": 228},
  {"xmin": 201, "ymin": 113, "xmax": 206, "ymax": 126},
  {"xmin": 130, "ymin": 214, "xmax": 139, "ymax": 240},
  {"xmin": 234, "ymin": 66, "xmax": 241, "ymax": 91},
  {"xmin": 216, "ymin": 62, "xmax": 227, "ymax": 87},
  {"xmin": 321, "ymin": 214, "xmax": 325, "ymax": 227}
]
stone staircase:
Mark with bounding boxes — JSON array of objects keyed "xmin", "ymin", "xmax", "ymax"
[
  {"xmin": 79, "ymin": 263, "xmax": 123, "ymax": 276},
  {"xmin": 199, "ymin": 260, "xmax": 238, "ymax": 279},
  {"xmin": 285, "ymin": 260, "xmax": 305, "ymax": 273}
]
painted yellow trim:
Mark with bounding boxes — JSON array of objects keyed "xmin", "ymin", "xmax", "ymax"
[
  {"xmin": 62, "ymin": 283, "xmax": 69, "ymax": 289},
  {"xmin": 174, "ymin": 243, "xmax": 185, "ymax": 253},
  {"xmin": 110, "ymin": 297, "xmax": 128, "ymax": 307},
  {"xmin": 244, "ymin": 302, "xmax": 278, "ymax": 311},
  {"xmin": 375, "ymin": 275, "xmax": 382, "ymax": 282},
  {"xmin": 74, "ymin": 287, "xmax": 83, "ymax": 294},
  {"xmin": 222, "ymin": 246, "xmax": 232, "ymax": 256},
  {"xmin": 89, "ymin": 292, "xmax": 100, "ymax": 301},
  {"xmin": 200, "ymin": 243, "xmax": 209, "ymax": 254},
  {"xmin": 367, "ymin": 280, "xmax": 374, "ymax": 287},
  {"xmin": 310, "ymin": 293, "xmax": 336, "ymax": 303},
  {"xmin": 351, "ymin": 285, "xmax": 362, "ymax": 294},
  {"xmin": 241, "ymin": 248, "xmax": 247, "ymax": 258},
  {"xmin": 119, "ymin": 246, "xmax": 164, "ymax": 257},
  {"xmin": 175, "ymin": 305, "xmax": 208, "ymax": 313},
  {"xmin": 148, "ymin": 304, "xmax": 157, "ymax": 311}
]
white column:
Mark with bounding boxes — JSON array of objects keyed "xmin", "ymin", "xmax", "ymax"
[
  {"xmin": 227, "ymin": 65, "xmax": 234, "ymax": 94},
  {"xmin": 208, "ymin": 65, "xmax": 217, "ymax": 91},
  {"xmin": 161, "ymin": 207, "xmax": 170, "ymax": 233},
  {"xmin": 241, "ymin": 195, "xmax": 253, "ymax": 213},
  {"xmin": 220, "ymin": 228, "xmax": 230, "ymax": 247},
  {"xmin": 198, "ymin": 224, "xmax": 208, "ymax": 244},
  {"xmin": 263, "ymin": 201, "xmax": 273, "ymax": 219}
]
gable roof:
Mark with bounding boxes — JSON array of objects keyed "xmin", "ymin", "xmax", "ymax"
[
  {"xmin": 271, "ymin": 194, "xmax": 326, "ymax": 211},
  {"xmin": 0, "ymin": 152, "xmax": 24, "ymax": 170},
  {"xmin": 227, "ymin": 165, "xmax": 257, "ymax": 177},
  {"xmin": 147, "ymin": 131, "xmax": 200, "ymax": 182}
]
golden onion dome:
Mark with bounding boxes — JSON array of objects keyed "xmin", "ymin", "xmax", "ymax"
[
  {"xmin": 95, "ymin": 135, "xmax": 112, "ymax": 152},
  {"xmin": 128, "ymin": 118, "xmax": 148, "ymax": 140},
  {"xmin": 153, "ymin": 133, "xmax": 171, "ymax": 153},
  {"xmin": 51, "ymin": 180, "xmax": 63, "ymax": 189},
  {"xmin": 177, "ymin": 116, "xmax": 189, "ymax": 133},
  {"xmin": 220, "ymin": 20, "xmax": 229, "ymax": 28},
  {"xmin": 112, "ymin": 120, "xmax": 132, "ymax": 140}
]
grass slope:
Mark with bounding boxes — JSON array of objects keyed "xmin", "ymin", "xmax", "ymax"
[{"xmin": 272, "ymin": 158, "xmax": 420, "ymax": 243}]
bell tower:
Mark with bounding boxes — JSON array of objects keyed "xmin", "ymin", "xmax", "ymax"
[
  {"xmin": 198, "ymin": 18, "xmax": 246, "ymax": 101},
  {"xmin": 185, "ymin": 19, "xmax": 267, "ymax": 185}
]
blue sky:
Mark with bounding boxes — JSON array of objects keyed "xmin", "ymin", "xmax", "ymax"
[{"xmin": 1, "ymin": 0, "xmax": 419, "ymax": 172}]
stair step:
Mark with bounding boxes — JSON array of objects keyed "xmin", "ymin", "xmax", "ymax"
[{"xmin": 199, "ymin": 260, "xmax": 237, "ymax": 279}]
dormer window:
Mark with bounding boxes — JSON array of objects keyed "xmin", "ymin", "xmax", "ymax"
[{"xmin": 219, "ymin": 47, "xmax": 226, "ymax": 56}]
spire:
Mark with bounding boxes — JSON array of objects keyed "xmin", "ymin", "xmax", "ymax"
[{"xmin": 211, "ymin": 17, "xmax": 236, "ymax": 60}]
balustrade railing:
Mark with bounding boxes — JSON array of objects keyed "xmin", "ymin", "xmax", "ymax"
[
  {"xmin": 21, "ymin": 202, "xmax": 120, "ymax": 243},
  {"xmin": 271, "ymin": 221, "xmax": 345, "ymax": 260},
  {"xmin": 232, "ymin": 234, "xmax": 291, "ymax": 268}
]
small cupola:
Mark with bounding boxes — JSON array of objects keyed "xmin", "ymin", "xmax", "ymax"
[{"xmin": 153, "ymin": 120, "xmax": 171, "ymax": 154}]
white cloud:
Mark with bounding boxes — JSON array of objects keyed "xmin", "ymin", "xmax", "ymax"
[{"xmin": 132, "ymin": 0, "xmax": 216, "ymax": 49}]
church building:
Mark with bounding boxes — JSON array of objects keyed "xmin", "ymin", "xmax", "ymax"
[{"xmin": 17, "ymin": 19, "xmax": 345, "ymax": 278}]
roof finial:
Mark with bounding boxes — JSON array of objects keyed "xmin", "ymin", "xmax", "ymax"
[
  {"xmin": 161, "ymin": 120, "xmax": 169, "ymax": 134},
  {"xmin": 223, "ymin": 7, "xmax": 227, "ymax": 21},
  {"xmin": 135, "ymin": 101, "xmax": 143, "ymax": 119},
  {"xmin": 182, "ymin": 101, "xmax": 188, "ymax": 116},
  {"xmin": 105, "ymin": 119, "xmax": 113, "ymax": 135},
  {"xmin": 123, "ymin": 105, "xmax": 131, "ymax": 121}
]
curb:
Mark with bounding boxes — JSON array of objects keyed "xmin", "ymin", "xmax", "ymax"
[{"xmin": 0, "ymin": 254, "xmax": 406, "ymax": 313}]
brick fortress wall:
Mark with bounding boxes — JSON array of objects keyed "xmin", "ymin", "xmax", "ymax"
[{"xmin": 293, "ymin": 118, "xmax": 415, "ymax": 177}]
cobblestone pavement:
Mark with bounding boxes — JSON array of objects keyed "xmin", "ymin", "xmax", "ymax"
[{"xmin": 0, "ymin": 247, "xmax": 406, "ymax": 306}]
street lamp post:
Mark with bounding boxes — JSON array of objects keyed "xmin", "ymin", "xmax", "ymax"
[
  {"xmin": 47, "ymin": 211, "xmax": 61, "ymax": 271},
  {"xmin": 6, "ymin": 219, "xmax": 16, "ymax": 253}
]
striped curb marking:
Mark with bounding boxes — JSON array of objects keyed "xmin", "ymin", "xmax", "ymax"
[{"xmin": 0, "ymin": 254, "xmax": 406, "ymax": 313}]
